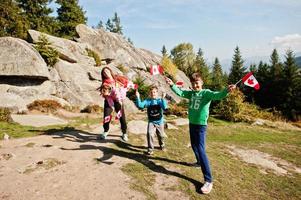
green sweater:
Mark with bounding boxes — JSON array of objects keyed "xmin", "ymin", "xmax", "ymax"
[{"xmin": 171, "ymin": 85, "xmax": 228, "ymax": 125}]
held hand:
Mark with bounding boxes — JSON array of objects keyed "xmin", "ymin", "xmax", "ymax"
[
  {"xmin": 165, "ymin": 77, "xmax": 174, "ymax": 86},
  {"xmin": 162, "ymin": 92, "xmax": 166, "ymax": 99},
  {"xmin": 135, "ymin": 90, "xmax": 140, "ymax": 98},
  {"xmin": 227, "ymin": 84, "xmax": 236, "ymax": 92}
]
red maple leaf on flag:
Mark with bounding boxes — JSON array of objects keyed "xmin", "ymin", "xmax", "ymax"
[
  {"xmin": 103, "ymin": 115, "xmax": 112, "ymax": 123},
  {"xmin": 242, "ymin": 72, "xmax": 260, "ymax": 90},
  {"xmin": 247, "ymin": 79, "xmax": 254, "ymax": 85},
  {"xmin": 115, "ymin": 110, "xmax": 122, "ymax": 120},
  {"xmin": 150, "ymin": 64, "xmax": 164, "ymax": 75}
]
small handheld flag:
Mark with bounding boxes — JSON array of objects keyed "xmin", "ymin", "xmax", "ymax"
[
  {"xmin": 103, "ymin": 115, "xmax": 112, "ymax": 123},
  {"xmin": 150, "ymin": 64, "xmax": 164, "ymax": 75},
  {"xmin": 241, "ymin": 72, "xmax": 260, "ymax": 90},
  {"xmin": 115, "ymin": 110, "xmax": 122, "ymax": 120},
  {"xmin": 176, "ymin": 81, "xmax": 184, "ymax": 87},
  {"xmin": 127, "ymin": 81, "xmax": 138, "ymax": 90}
]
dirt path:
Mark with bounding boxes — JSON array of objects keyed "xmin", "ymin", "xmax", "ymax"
[
  {"xmin": 0, "ymin": 120, "xmax": 189, "ymax": 200},
  {"xmin": 0, "ymin": 127, "xmax": 148, "ymax": 200}
]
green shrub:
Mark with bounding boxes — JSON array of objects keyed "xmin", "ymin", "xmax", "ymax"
[
  {"xmin": 80, "ymin": 105, "xmax": 102, "ymax": 114},
  {"xmin": 165, "ymin": 102, "xmax": 188, "ymax": 117},
  {"xmin": 34, "ymin": 34, "xmax": 59, "ymax": 67},
  {"xmin": 86, "ymin": 48, "xmax": 101, "ymax": 66},
  {"xmin": 214, "ymin": 89, "xmax": 280, "ymax": 122},
  {"xmin": 27, "ymin": 100, "xmax": 62, "ymax": 113},
  {"xmin": 0, "ymin": 107, "xmax": 12, "ymax": 122},
  {"xmin": 127, "ymin": 75, "xmax": 151, "ymax": 102}
]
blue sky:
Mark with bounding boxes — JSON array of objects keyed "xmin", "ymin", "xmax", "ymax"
[{"xmin": 53, "ymin": 0, "xmax": 301, "ymax": 61}]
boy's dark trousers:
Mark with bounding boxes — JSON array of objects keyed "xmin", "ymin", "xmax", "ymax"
[
  {"xmin": 103, "ymin": 100, "xmax": 127, "ymax": 134},
  {"xmin": 189, "ymin": 123, "xmax": 212, "ymax": 183}
]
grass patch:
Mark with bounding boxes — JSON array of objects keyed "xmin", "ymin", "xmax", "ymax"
[
  {"xmin": 114, "ymin": 118, "xmax": 301, "ymax": 199},
  {"xmin": 23, "ymin": 158, "xmax": 66, "ymax": 174}
]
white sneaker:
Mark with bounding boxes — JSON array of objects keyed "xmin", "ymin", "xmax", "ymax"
[
  {"xmin": 201, "ymin": 182, "xmax": 213, "ymax": 194},
  {"xmin": 98, "ymin": 132, "xmax": 108, "ymax": 140},
  {"xmin": 121, "ymin": 133, "xmax": 128, "ymax": 142}
]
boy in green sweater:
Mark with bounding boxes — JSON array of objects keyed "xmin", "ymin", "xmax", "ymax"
[{"xmin": 165, "ymin": 73, "xmax": 236, "ymax": 194}]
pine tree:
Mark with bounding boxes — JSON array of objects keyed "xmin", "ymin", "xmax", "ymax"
[
  {"xmin": 268, "ymin": 49, "xmax": 284, "ymax": 110},
  {"xmin": 112, "ymin": 12, "xmax": 122, "ymax": 34},
  {"xmin": 106, "ymin": 12, "xmax": 123, "ymax": 35},
  {"xmin": 0, "ymin": 0, "xmax": 29, "ymax": 39},
  {"xmin": 193, "ymin": 48, "xmax": 210, "ymax": 86},
  {"xmin": 249, "ymin": 64, "xmax": 257, "ymax": 74},
  {"xmin": 281, "ymin": 50, "xmax": 301, "ymax": 120},
  {"xmin": 161, "ymin": 45, "xmax": 167, "ymax": 57},
  {"xmin": 16, "ymin": 0, "xmax": 56, "ymax": 34},
  {"xmin": 56, "ymin": 0, "xmax": 87, "ymax": 38},
  {"xmin": 170, "ymin": 43, "xmax": 195, "ymax": 76},
  {"xmin": 106, "ymin": 19, "xmax": 114, "ymax": 32},
  {"xmin": 96, "ymin": 20, "xmax": 103, "ymax": 29},
  {"xmin": 210, "ymin": 57, "xmax": 224, "ymax": 90},
  {"xmin": 127, "ymin": 37, "xmax": 133, "ymax": 45},
  {"xmin": 254, "ymin": 61, "xmax": 270, "ymax": 108},
  {"xmin": 228, "ymin": 46, "xmax": 246, "ymax": 84}
]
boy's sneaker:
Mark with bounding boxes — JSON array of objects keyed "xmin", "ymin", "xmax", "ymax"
[
  {"xmin": 146, "ymin": 149, "xmax": 154, "ymax": 155},
  {"xmin": 98, "ymin": 132, "xmax": 108, "ymax": 140},
  {"xmin": 121, "ymin": 133, "xmax": 128, "ymax": 142},
  {"xmin": 201, "ymin": 182, "xmax": 213, "ymax": 194}
]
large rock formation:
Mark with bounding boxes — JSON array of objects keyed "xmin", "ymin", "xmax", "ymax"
[
  {"xmin": 0, "ymin": 37, "xmax": 50, "ymax": 79},
  {"xmin": 0, "ymin": 24, "xmax": 190, "ymax": 113}
]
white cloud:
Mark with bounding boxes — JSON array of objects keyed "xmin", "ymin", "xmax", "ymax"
[{"xmin": 271, "ymin": 34, "xmax": 301, "ymax": 52}]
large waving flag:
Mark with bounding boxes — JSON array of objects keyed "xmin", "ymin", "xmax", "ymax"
[
  {"xmin": 150, "ymin": 64, "xmax": 164, "ymax": 75},
  {"xmin": 242, "ymin": 72, "xmax": 260, "ymax": 90}
]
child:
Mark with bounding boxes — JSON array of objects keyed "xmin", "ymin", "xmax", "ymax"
[
  {"xmin": 165, "ymin": 73, "xmax": 235, "ymax": 194},
  {"xmin": 99, "ymin": 67, "xmax": 128, "ymax": 142},
  {"xmin": 135, "ymin": 86, "xmax": 168, "ymax": 155}
]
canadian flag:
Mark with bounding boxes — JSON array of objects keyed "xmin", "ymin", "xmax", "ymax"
[
  {"xmin": 242, "ymin": 72, "xmax": 260, "ymax": 90},
  {"xmin": 127, "ymin": 81, "xmax": 138, "ymax": 90},
  {"xmin": 103, "ymin": 115, "xmax": 112, "ymax": 123},
  {"xmin": 176, "ymin": 81, "xmax": 184, "ymax": 87},
  {"xmin": 150, "ymin": 64, "xmax": 164, "ymax": 75},
  {"xmin": 115, "ymin": 110, "xmax": 123, "ymax": 120}
]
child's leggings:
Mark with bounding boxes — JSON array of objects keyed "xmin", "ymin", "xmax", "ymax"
[{"xmin": 103, "ymin": 100, "xmax": 127, "ymax": 134}]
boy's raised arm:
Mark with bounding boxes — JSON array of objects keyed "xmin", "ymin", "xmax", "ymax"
[
  {"xmin": 135, "ymin": 90, "xmax": 146, "ymax": 109},
  {"xmin": 205, "ymin": 84, "xmax": 236, "ymax": 100},
  {"xmin": 165, "ymin": 77, "xmax": 191, "ymax": 99}
]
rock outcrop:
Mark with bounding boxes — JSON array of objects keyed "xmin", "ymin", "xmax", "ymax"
[
  {"xmin": 0, "ymin": 24, "xmax": 190, "ymax": 113},
  {"xmin": 0, "ymin": 37, "xmax": 50, "ymax": 79}
]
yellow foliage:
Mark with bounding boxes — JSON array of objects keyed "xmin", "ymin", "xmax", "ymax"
[{"xmin": 161, "ymin": 56, "xmax": 178, "ymax": 80}]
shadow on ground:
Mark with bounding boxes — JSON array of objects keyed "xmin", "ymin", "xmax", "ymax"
[{"xmin": 50, "ymin": 127, "xmax": 203, "ymax": 193}]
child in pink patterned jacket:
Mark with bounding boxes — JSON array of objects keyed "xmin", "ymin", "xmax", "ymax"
[{"xmin": 98, "ymin": 67, "xmax": 129, "ymax": 142}]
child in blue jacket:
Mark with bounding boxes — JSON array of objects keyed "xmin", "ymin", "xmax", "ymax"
[{"xmin": 135, "ymin": 86, "xmax": 168, "ymax": 155}]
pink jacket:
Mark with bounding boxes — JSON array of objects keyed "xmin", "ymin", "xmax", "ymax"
[{"xmin": 104, "ymin": 86, "xmax": 127, "ymax": 107}]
